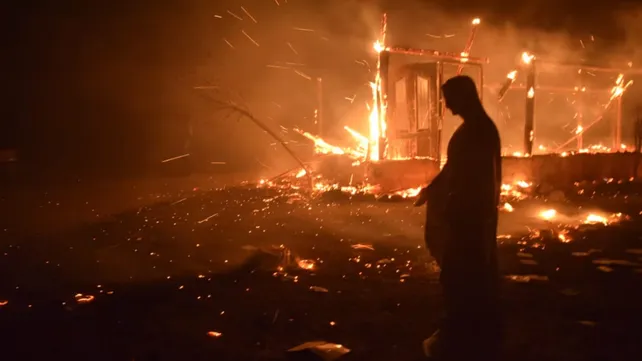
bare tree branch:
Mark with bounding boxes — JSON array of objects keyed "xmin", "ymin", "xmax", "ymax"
[{"xmin": 194, "ymin": 86, "xmax": 313, "ymax": 189}]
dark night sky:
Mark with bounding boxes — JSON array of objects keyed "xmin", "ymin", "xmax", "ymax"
[{"xmin": 4, "ymin": 0, "xmax": 640, "ymax": 176}]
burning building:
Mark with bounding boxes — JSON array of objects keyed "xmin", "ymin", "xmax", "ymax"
[{"xmin": 285, "ymin": 14, "xmax": 641, "ymax": 195}]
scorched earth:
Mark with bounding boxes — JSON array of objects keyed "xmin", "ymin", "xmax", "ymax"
[{"xmin": 1, "ymin": 178, "xmax": 641, "ymax": 361}]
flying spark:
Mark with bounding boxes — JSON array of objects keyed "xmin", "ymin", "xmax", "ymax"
[
  {"xmin": 266, "ymin": 64, "xmax": 290, "ymax": 69},
  {"xmin": 162, "ymin": 154, "xmax": 190, "ymax": 163},
  {"xmin": 241, "ymin": 30, "xmax": 260, "ymax": 46},
  {"xmin": 223, "ymin": 38, "xmax": 235, "ymax": 49},
  {"xmin": 287, "ymin": 42, "xmax": 299, "ymax": 55},
  {"xmin": 240, "ymin": 7, "xmax": 257, "ymax": 23},
  {"xmin": 226, "ymin": 10, "xmax": 243, "ymax": 21},
  {"xmin": 293, "ymin": 69, "xmax": 312, "ymax": 80}
]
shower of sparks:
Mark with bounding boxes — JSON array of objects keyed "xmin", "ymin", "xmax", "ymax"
[
  {"xmin": 241, "ymin": 30, "xmax": 260, "ymax": 46},
  {"xmin": 226, "ymin": 10, "xmax": 243, "ymax": 21},
  {"xmin": 161, "ymin": 154, "xmax": 190, "ymax": 163},
  {"xmin": 240, "ymin": 6, "xmax": 257, "ymax": 23}
]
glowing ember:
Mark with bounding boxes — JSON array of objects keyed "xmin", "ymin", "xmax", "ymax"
[
  {"xmin": 527, "ymin": 87, "xmax": 535, "ymax": 98},
  {"xmin": 584, "ymin": 213, "xmax": 623, "ymax": 225},
  {"xmin": 503, "ymin": 203, "xmax": 514, "ymax": 212},
  {"xmin": 521, "ymin": 51, "xmax": 535, "ymax": 64},
  {"xmin": 295, "ymin": 169, "xmax": 307, "ymax": 178},
  {"xmin": 501, "ymin": 180, "xmax": 531, "ymax": 200},
  {"xmin": 75, "ymin": 293, "xmax": 95, "ymax": 304},
  {"xmin": 584, "ymin": 214, "xmax": 608, "ymax": 225},
  {"xmin": 471, "ymin": 18, "xmax": 481, "ymax": 25},
  {"xmin": 373, "ymin": 40, "xmax": 385, "ymax": 53},
  {"xmin": 394, "ymin": 187, "xmax": 422, "ymax": 198},
  {"xmin": 539, "ymin": 209, "xmax": 557, "ymax": 221},
  {"xmin": 609, "ymin": 73, "xmax": 634, "ymax": 101},
  {"xmin": 297, "ymin": 259, "xmax": 316, "ymax": 270},
  {"xmin": 207, "ymin": 331, "xmax": 223, "ymax": 338},
  {"xmin": 516, "ymin": 181, "xmax": 530, "ymax": 188},
  {"xmin": 558, "ymin": 230, "xmax": 572, "ymax": 243},
  {"xmin": 507, "ymin": 70, "xmax": 517, "ymax": 80}
]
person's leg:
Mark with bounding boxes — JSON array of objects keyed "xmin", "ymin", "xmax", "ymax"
[{"xmin": 436, "ymin": 247, "xmax": 501, "ymax": 359}]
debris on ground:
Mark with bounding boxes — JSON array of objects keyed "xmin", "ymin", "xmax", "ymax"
[
  {"xmin": 351, "ymin": 244, "xmax": 374, "ymax": 251},
  {"xmin": 287, "ymin": 341, "xmax": 351, "ymax": 361},
  {"xmin": 505, "ymin": 274, "xmax": 549, "ymax": 283},
  {"xmin": 309, "ymin": 286, "xmax": 329, "ymax": 293}
]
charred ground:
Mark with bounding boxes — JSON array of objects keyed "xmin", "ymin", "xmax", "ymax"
[{"xmin": 1, "ymin": 177, "xmax": 642, "ymax": 361}]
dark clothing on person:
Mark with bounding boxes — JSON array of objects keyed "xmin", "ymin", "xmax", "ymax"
[{"xmin": 416, "ymin": 75, "xmax": 502, "ymax": 360}]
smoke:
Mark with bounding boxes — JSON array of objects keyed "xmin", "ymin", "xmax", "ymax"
[
  {"xmin": 137, "ymin": 0, "xmax": 642, "ymax": 176},
  {"xmin": 14, "ymin": 0, "xmax": 642, "ymax": 177}
]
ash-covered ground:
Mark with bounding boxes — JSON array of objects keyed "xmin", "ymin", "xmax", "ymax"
[{"xmin": 1, "ymin": 177, "xmax": 642, "ymax": 361}]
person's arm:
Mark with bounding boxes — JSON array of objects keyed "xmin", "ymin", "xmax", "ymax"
[{"xmin": 414, "ymin": 162, "xmax": 450, "ymax": 206}]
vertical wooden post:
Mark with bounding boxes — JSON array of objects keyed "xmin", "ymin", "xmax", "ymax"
[
  {"xmin": 524, "ymin": 61, "xmax": 536, "ymax": 156},
  {"xmin": 316, "ymin": 77, "xmax": 323, "ymax": 136}
]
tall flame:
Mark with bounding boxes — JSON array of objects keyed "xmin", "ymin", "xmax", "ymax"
[{"xmin": 368, "ymin": 40, "xmax": 387, "ymax": 161}]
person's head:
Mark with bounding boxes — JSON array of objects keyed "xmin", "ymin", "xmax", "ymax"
[{"xmin": 441, "ymin": 75, "xmax": 483, "ymax": 119}]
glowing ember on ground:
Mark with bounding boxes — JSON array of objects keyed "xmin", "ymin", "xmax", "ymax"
[
  {"xmin": 75, "ymin": 294, "xmax": 95, "ymax": 304},
  {"xmin": 585, "ymin": 214, "xmax": 608, "ymax": 225},
  {"xmin": 558, "ymin": 229, "xmax": 572, "ymax": 243},
  {"xmin": 501, "ymin": 180, "xmax": 532, "ymax": 201},
  {"xmin": 539, "ymin": 209, "xmax": 557, "ymax": 221},
  {"xmin": 584, "ymin": 213, "xmax": 623, "ymax": 225},
  {"xmin": 297, "ymin": 259, "xmax": 316, "ymax": 270},
  {"xmin": 503, "ymin": 203, "xmax": 515, "ymax": 212},
  {"xmin": 207, "ymin": 331, "xmax": 222, "ymax": 338},
  {"xmin": 394, "ymin": 187, "xmax": 422, "ymax": 198}
]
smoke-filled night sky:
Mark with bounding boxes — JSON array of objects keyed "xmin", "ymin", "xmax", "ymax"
[{"xmin": 6, "ymin": 0, "xmax": 642, "ymax": 177}]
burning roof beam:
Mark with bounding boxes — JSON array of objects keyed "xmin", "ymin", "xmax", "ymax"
[
  {"xmin": 456, "ymin": 18, "xmax": 481, "ymax": 74},
  {"xmin": 386, "ymin": 47, "xmax": 488, "ymax": 64}
]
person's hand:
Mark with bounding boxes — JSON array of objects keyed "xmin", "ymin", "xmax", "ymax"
[{"xmin": 414, "ymin": 187, "xmax": 429, "ymax": 207}]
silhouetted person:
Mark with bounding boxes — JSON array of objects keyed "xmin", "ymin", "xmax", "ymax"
[{"xmin": 415, "ymin": 75, "xmax": 502, "ymax": 360}]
